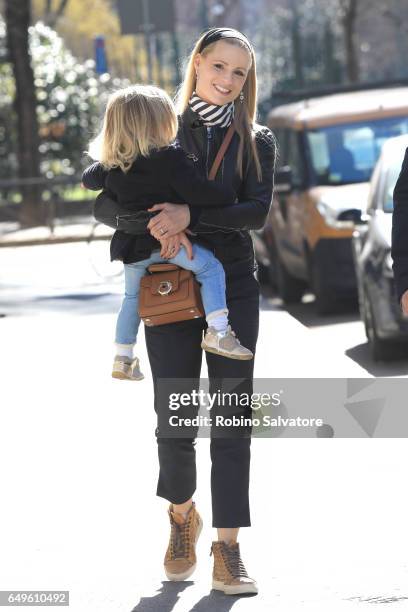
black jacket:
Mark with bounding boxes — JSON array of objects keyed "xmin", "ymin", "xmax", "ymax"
[
  {"xmin": 93, "ymin": 106, "xmax": 276, "ymax": 266},
  {"xmin": 82, "ymin": 143, "xmax": 235, "ymax": 263},
  {"xmin": 392, "ymin": 147, "xmax": 408, "ymax": 301}
]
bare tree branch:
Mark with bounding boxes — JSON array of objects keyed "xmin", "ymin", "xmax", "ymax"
[
  {"xmin": 43, "ymin": 0, "xmax": 70, "ymax": 27},
  {"xmin": 55, "ymin": 0, "xmax": 69, "ymax": 21}
]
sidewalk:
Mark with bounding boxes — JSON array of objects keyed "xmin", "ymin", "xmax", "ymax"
[
  {"xmin": 1, "ymin": 310, "xmax": 407, "ymax": 611},
  {"xmin": 0, "ymin": 217, "xmax": 113, "ymax": 247},
  {"xmin": 1, "ymin": 232, "xmax": 407, "ymax": 610}
]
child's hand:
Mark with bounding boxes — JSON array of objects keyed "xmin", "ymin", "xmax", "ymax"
[
  {"xmin": 159, "ymin": 233, "xmax": 181, "ymax": 259},
  {"xmin": 179, "ymin": 232, "xmax": 194, "ymax": 260}
]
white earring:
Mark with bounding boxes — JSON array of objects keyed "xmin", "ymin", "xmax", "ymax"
[{"xmin": 239, "ymin": 91, "xmax": 244, "ymax": 103}]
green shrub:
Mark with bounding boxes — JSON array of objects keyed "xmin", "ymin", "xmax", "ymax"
[{"xmin": 0, "ymin": 17, "xmax": 130, "ymax": 181}]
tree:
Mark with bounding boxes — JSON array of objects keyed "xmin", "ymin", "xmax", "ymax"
[
  {"xmin": 382, "ymin": 2, "xmax": 408, "ymax": 79},
  {"xmin": 199, "ymin": 0, "xmax": 210, "ymax": 29},
  {"xmin": 208, "ymin": 0, "xmax": 241, "ymax": 27},
  {"xmin": 289, "ymin": 0, "xmax": 304, "ymax": 87},
  {"xmin": 0, "ymin": 15, "xmax": 130, "ymax": 226},
  {"xmin": 43, "ymin": 0, "xmax": 70, "ymax": 28},
  {"xmin": 338, "ymin": 0, "xmax": 359, "ymax": 82},
  {"xmin": 31, "ymin": 0, "xmax": 139, "ymax": 80},
  {"xmin": 5, "ymin": 0, "xmax": 43, "ymax": 226}
]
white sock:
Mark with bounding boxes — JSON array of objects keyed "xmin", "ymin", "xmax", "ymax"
[
  {"xmin": 115, "ymin": 343, "xmax": 135, "ymax": 359},
  {"xmin": 206, "ymin": 309, "xmax": 228, "ymax": 333}
]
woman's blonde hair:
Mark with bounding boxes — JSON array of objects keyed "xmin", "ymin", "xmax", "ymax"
[
  {"xmin": 174, "ymin": 32, "xmax": 262, "ymax": 181},
  {"xmin": 89, "ymin": 85, "xmax": 178, "ymax": 173}
]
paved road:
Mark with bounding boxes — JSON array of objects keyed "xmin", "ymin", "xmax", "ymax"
[{"xmin": 0, "ymin": 241, "xmax": 407, "ymax": 611}]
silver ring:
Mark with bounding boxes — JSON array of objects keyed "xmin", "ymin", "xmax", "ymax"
[{"xmin": 159, "ymin": 228, "xmax": 165, "ymax": 236}]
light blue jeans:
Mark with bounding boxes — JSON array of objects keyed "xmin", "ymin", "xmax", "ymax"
[{"xmin": 115, "ymin": 244, "xmax": 227, "ymax": 345}]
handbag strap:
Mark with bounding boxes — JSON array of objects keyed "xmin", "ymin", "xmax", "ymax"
[{"xmin": 208, "ymin": 121, "xmax": 236, "ymax": 180}]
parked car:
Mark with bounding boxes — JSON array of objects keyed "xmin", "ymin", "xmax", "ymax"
[
  {"xmin": 352, "ymin": 134, "xmax": 408, "ymax": 360},
  {"xmin": 255, "ymin": 85, "xmax": 408, "ymax": 313}
]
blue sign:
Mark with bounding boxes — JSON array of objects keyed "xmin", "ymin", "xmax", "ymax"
[{"xmin": 94, "ymin": 35, "xmax": 108, "ymax": 74}]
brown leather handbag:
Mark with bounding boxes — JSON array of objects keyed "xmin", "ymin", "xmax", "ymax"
[
  {"xmin": 138, "ymin": 122, "xmax": 235, "ymax": 327},
  {"xmin": 139, "ymin": 263, "xmax": 204, "ymax": 326}
]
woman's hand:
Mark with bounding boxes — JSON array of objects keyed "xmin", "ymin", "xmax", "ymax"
[{"xmin": 147, "ymin": 203, "xmax": 190, "ymax": 239}]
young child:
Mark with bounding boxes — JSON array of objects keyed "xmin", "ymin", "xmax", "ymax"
[{"xmin": 82, "ymin": 85, "xmax": 253, "ymax": 381}]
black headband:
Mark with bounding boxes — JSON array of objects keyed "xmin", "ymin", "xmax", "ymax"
[{"xmin": 198, "ymin": 27, "xmax": 252, "ymax": 53}]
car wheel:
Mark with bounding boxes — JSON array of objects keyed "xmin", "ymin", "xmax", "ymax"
[
  {"xmin": 363, "ymin": 288, "xmax": 401, "ymax": 361},
  {"xmin": 276, "ymin": 256, "xmax": 305, "ymax": 304},
  {"xmin": 311, "ymin": 259, "xmax": 337, "ymax": 315}
]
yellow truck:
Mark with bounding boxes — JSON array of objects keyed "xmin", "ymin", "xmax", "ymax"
[{"xmin": 257, "ymin": 86, "xmax": 408, "ymax": 313}]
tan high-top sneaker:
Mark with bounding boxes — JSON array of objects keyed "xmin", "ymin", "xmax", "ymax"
[
  {"xmin": 164, "ymin": 502, "xmax": 203, "ymax": 581},
  {"xmin": 211, "ymin": 541, "xmax": 258, "ymax": 595}
]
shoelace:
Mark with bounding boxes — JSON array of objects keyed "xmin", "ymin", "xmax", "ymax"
[
  {"xmin": 219, "ymin": 328, "xmax": 239, "ymax": 349},
  {"xmin": 170, "ymin": 518, "xmax": 191, "ymax": 559},
  {"xmin": 218, "ymin": 543, "xmax": 249, "ymax": 578},
  {"xmin": 223, "ymin": 326, "xmax": 236, "ymax": 337}
]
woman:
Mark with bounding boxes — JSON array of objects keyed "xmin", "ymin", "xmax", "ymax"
[{"xmin": 95, "ymin": 27, "xmax": 275, "ymax": 595}]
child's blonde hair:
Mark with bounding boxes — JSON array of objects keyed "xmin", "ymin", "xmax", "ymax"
[{"xmin": 89, "ymin": 85, "xmax": 178, "ymax": 173}]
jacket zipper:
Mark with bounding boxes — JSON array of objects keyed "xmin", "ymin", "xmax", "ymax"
[{"xmin": 206, "ymin": 126, "xmax": 211, "ymax": 177}]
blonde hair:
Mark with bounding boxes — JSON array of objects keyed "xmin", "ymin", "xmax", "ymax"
[
  {"xmin": 89, "ymin": 85, "xmax": 178, "ymax": 173},
  {"xmin": 174, "ymin": 33, "xmax": 262, "ymax": 181}
]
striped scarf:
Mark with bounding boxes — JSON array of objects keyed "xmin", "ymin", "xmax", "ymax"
[{"xmin": 188, "ymin": 91, "xmax": 234, "ymax": 128}]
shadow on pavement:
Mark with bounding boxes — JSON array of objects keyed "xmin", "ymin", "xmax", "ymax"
[
  {"xmin": 130, "ymin": 582, "xmax": 255, "ymax": 612},
  {"xmin": 131, "ymin": 581, "xmax": 192, "ymax": 612},
  {"xmin": 259, "ymin": 284, "xmax": 360, "ymax": 327},
  {"xmin": 346, "ymin": 342, "xmax": 408, "ymax": 376},
  {"xmin": 0, "ymin": 291, "xmax": 122, "ymax": 317},
  {"xmin": 189, "ymin": 590, "xmax": 256, "ymax": 611},
  {"xmin": 286, "ymin": 299, "xmax": 360, "ymax": 329}
]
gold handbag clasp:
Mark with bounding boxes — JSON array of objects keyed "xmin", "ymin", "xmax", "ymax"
[{"xmin": 158, "ymin": 280, "xmax": 172, "ymax": 296}]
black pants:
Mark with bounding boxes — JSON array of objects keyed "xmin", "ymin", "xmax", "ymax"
[{"xmin": 145, "ymin": 258, "xmax": 259, "ymax": 527}]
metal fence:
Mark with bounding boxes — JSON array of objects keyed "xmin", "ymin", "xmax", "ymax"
[
  {"xmin": 0, "ymin": 175, "xmax": 114, "ymax": 247},
  {"xmin": 0, "ymin": 175, "xmax": 94, "ymax": 228}
]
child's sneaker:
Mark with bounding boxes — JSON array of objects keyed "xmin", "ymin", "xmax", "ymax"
[
  {"xmin": 201, "ymin": 326, "xmax": 253, "ymax": 360},
  {"xmin": 111, "ymin": 355, "xmax": 144, "ymax": 380}
]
